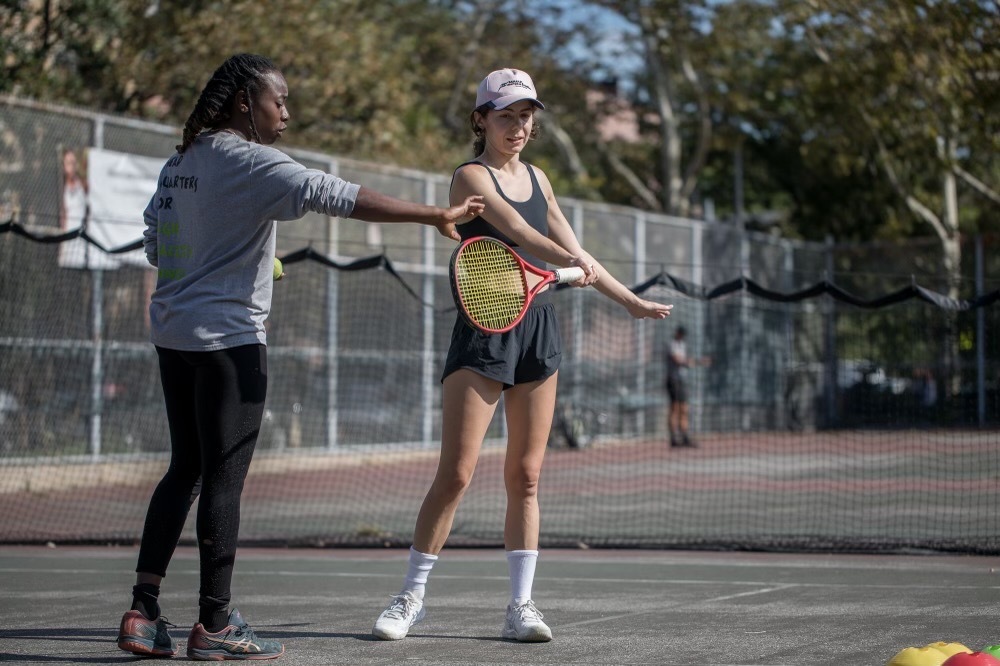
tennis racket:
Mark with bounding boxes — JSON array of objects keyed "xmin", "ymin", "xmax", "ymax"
[{"xmin": 449, "ymin": 236, "xmax": 585, "ymax": 334}]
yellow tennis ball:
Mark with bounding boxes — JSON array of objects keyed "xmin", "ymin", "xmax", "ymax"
[
  {"xmin": 273, "ymin": 257, "xmax": 284, "ymax": 281},
  {"xmin": 926, "ymin": 643, "xmax": 973, "ymax": 658},
  {"xmin": 887, "ymin": 646, "xmax": 950, "ymax": 666}
]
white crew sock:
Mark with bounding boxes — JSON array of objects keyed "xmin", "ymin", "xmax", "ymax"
[
  {"xmin": 400, "ymin": 546, "xmax": 438, "ymax": 601},
  {"xmin": 506, "ymin": 549, "xmax": 538, "ymax": 607}
]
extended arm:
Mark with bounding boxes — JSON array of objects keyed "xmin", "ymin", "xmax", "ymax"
[
  {"xmin": 589, "ymin": 264, "xmax": 673, "ymax": 320},
  {"xmin": 351, "ymin": 187, "xmax": 484, "ymax": 241},
  {"xmin": 539, "ymin": 170, "xmax": 672, "ymax": 320},
  {"xmin": 255, "ymin": 148, "xmax": 482, "ymax": 242}
]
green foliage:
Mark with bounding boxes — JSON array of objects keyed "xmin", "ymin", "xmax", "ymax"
[
  {"xmin": 774, "ymin": 0, "xmax": 1000, "ymax": 238},
  {"xmin": 2, "ymin": 0, "xmax": 996, "ymax": 248},
  {"xmin": 0, "ymin": 0, "xmax": 131, "ymax": 106}
]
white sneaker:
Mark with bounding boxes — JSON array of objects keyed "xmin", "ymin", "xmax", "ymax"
[
  {"xmin": 372, "ymin": 593, "xmax": 425, "ymax": 640},
  {"xmin": 501, "ymin": 600, "xmax": 552, "ymax": 642}
]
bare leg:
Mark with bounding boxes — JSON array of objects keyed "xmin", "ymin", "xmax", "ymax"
[
  {"xmin": 502, "ymin": 372, "xmax": 558, "ymax": 550},
  {"xmin": 499, "ymin": 373, "xmax": 556, "ymax": 642},
  {"xmin": 668, "ymin": 401, "xmax": 682, "ymax": 442},
  {"xmin": 412, "ymin": 370, "xmax": 502, "ymax": 554}
]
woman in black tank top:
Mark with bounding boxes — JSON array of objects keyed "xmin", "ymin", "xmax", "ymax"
[
  {"xmin": 451, "ymin": 159, "xmax": 550, "ymax": 269},
  {"xmin": 373, "ymin": 69, "xmax": 673, "ymax": 644}
]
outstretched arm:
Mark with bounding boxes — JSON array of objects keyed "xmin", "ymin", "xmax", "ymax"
[
  {"xmin": 539, "ymin": 170, "xmax": 672, "ymax": 320},
  {"xmin": 591, "ymin": 267, "xmax": 673, "ymax": 319},
  {"xmin": 350, "ymin": 187, "xmax": 485, "ymax": 241}
]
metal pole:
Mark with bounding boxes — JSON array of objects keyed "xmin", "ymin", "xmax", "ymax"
[
  {"xmin": 89, "ymin": 268, "xmax": 103, "ymax": 461},
  {"xmin": 88, "ymin": 116, "xmax": 105, "ymax": 461},
  {"xmin": 783, "ymin": 240, "xmax": 795, "ymax": 430},
  {"xmin": 975, "ymin": 235, "xmax": 985, "ymax": 427},
  {"xmin": 420, "ymin": 177, "xmax": 437, "ymax": 447},
  {"xmin": 733, "ymin": 142, "xmax": 744, "ymax": 230},
  {"xmin": 571, "ymin": 202, "xmax": 585, "ymax": 399},
  {"xmin": 824, "ymin": 235, "xmax": 837, "ymax": 427},
  {"xmin": 634, "ymin": 211, "xmax": 647, "ymax": 436},
  {"xmin": 692, "ymin": 219, "xmax": 704, "ymax": 436},
  {"xmin": 739, "ymin": 213, "xmax": 751, "ymax": 431},
  {"xmin": 734, "ymin": 141, "xmax": 750, "ymax": 430},
  {"xmin": 325, "ymin": 159, "xmax": 341, "ymax": 450}
]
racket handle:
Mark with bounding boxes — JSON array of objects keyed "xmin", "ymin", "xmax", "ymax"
[{"xmin": 554, "ymin": 266, "xmax": 586, "ymax": 284}]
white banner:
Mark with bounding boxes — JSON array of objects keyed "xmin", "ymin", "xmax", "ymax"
[{"xmin": 58, "ymin": 147, "xmax": 161, "ymax": 270}]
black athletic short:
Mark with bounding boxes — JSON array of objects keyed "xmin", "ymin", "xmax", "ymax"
[
  {"xmin": 442, "ymin": 299, "xmax": 562, "ymax": 390},
  {"xmin": 666, "ymin": 374, "xmax": 688, "ymax": 403}
]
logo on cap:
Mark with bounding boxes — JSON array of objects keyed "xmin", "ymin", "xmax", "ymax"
[
  {"xmin": 498, "ymin": 80, "xmax": 532, "ymax": 91},
  {"xmin": 475, "ymin": 69, "xmax": 545, "ymax": 111}
]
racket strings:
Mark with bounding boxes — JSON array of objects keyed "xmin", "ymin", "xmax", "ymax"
[{"xmin": 455, "ymin": 241, "xmax": 527, "ymax": 331}]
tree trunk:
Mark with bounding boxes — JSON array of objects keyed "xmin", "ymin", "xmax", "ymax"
[
  {"xmin": 677, "ymin": 51, "xmax": 712, "ymax": 218},
  {"xmin": 941, "ymin": 158, "xmax": 962, "ymax": 402},
  {"xmin": 639, "ymin": 9, "xmax": 682, "ymax": 214}
]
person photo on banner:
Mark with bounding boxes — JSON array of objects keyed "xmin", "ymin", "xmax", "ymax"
[{"xmin": 58, "ymin": 147, "xmax": 90, "ymax": 268}]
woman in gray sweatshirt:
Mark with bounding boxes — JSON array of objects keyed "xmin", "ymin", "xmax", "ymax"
[{"xmin": 116, "ymin": 53, "xmax": 484, "ymax": 662}]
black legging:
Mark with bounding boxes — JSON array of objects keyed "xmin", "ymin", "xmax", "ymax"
[{"xmin": 137, "ymin": 344, "xmax": 267, "ymax": 619}]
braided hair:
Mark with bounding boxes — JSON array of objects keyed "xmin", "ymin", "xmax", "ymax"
[{"xmin": 176, "ymin": 54, "xmax": 279, "ymax": 153}]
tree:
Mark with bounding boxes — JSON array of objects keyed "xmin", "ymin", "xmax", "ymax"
[
  {"xmin": 0, "ymin": 0, "xmax": 132, "ymax": 108},
  {"xmin": 774, "ymin": 0, "xmax": 1000, "ymax": 402},
  {"xmin": 778, "ymin": 0, "xmax": 1000, "ymax": 297},
  {"xmin": 116, "ymin": 0, "xmax": 475, "ymax": 170},
  {"xmin": 588, "ymin": 0, "xmax": 715, "ymax": 217}
]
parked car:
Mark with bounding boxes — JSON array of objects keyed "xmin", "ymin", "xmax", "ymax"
[{"xmin": 838, "ymin": 360, "xmax": 909, "ymax": 394}]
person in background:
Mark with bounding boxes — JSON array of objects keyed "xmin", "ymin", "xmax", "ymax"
[
  {"xmin": 666, "ymin": 326, "xmax": 710, "ymax": 447},
  {"xmin": 116, "ymin": 53, "xmax": 484, "ymax": 661}
]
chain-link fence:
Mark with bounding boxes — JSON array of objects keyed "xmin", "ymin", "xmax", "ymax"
[{"xmin": 1, "ymin": 96, "xmax": 998, "ymax": 552}]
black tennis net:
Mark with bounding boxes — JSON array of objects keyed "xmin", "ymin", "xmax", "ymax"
[{"xmin": 1, "ymin": 223, "xmax": 998, "ymax": 553}]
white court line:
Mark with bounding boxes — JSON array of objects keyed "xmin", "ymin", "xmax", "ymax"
[
  {"xmin": 556, "ymin": 586, "xmax": 792, "ymax": 630},
  {"xmin": 0, "ymin": 567, "xmax": 996, "ymax": 591},
  {"xmin": 700, "ymin": 584, "xmax": 795, "ymax": 603}
]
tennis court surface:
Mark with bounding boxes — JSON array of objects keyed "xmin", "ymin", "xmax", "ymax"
[{"xmin": 1, "ymin": 545, "xmax": 997, "ymax": 665}]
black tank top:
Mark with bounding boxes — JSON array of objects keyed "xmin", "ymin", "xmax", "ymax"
[{"xmin": 453, "ymin": 161, "xmax": 549, "ymax": 269}]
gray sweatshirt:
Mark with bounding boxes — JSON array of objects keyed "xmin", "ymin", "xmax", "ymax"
[{"xmin": 143, "ymin": 130, "xmax": 359, "ymax": 351}]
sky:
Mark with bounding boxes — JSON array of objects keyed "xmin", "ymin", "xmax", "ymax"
[
  {"xmin": 526, "ymin": 1, "xmax": 645, "ymax": 86},
  {"xmin": 524, "ymin": 0, "xmax": 740, "ymax": 91}
]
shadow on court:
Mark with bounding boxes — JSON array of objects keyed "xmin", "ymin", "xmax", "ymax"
[{"xmin": 0, "ymin": 546, "xmax": 997, "ymax": 665}]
